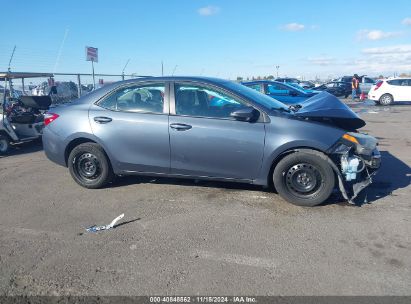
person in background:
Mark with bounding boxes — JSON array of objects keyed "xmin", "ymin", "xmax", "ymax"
[{"xmin": 352, "ymin": 74, "xmax": 360, "ymax": 101}]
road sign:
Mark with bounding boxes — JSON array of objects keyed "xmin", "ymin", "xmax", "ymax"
[{"xmin": 86, "ymin": 46, "xmax": 98, "ymax": 62}]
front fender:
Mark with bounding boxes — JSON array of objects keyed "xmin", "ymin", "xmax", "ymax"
[{"xmin": 254, "ymin": 116, "xmax": 345, "ymax": 186}]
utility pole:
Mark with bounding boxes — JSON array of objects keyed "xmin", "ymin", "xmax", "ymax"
[
  {"xmin": 161, "ymin": 61, "xmax": 164, "ymax": 76},
  {"xmin": 276, "ymin": 65, "xmax": 280, "ymax": 78}
]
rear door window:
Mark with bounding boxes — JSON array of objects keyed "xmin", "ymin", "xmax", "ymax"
[
  {"xmin": 387, "ymin": 79, "xmax": 402, "ymax": 86},
  {"xmin": 245, "ymin": 84, "xmax": 262, "ymax": 92},
  {"xmin": 98, "ymin": 83, "xmax": 165, "ymax": 113}
]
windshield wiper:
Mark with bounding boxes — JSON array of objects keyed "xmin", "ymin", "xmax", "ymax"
[{"xmin": 273, "ymin": 107, "xmax": 291, "ymax": 113}]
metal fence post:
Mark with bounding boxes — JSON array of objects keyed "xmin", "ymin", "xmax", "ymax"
[{"xmin": 77, "ymin": 74, "xmax": 82, "ymax": 97}]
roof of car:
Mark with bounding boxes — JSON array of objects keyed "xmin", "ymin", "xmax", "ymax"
[
  {"xmin": 120, "ymin": 76, "xmax": 233, "ymax": 84},
  {"xmin": 242, "ymin": 80, "xmax": 276, "ymax": 85}
]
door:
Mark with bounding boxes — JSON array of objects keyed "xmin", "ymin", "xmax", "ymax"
[
  {"xmin": 169, "ymin": 82, "xmax": 266, "ymax": 180},
  {"xmin": 360, "ymin": 77, "xmax": 375, "ymax": 94},
  {"xmin": 89, "ymin": 82, "xmax": 170, "ymax": 173},
  {"xmin": 395, "ymin": 79, "xmax": 411, "ymax": 101}
]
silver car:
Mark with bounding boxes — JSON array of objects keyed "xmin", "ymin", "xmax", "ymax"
[{"xmin": 43, "ymin": 77, "xmax": 380, "ymax": 206}]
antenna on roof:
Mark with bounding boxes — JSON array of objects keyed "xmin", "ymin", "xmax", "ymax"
[{"xmin": 8, "ymin": 45, "xmax": 16, "ymax": 72}]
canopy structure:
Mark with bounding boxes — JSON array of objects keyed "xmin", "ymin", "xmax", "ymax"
[{"xmin": 0, "ymin": 72, "xmax": 54, "ymax": 81}]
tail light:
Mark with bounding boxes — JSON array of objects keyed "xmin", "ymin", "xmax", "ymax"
[
  {"xmin": 44, "ymin": 113, "xmax": 59, "ymax": 126},
  {"xmin": 374, "ymin": 81, "xmax": 383, "ymax": 91}
]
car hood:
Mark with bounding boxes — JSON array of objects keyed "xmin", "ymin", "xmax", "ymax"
[{"xmin": 294, "ymin": 91, "xmax": 365, "ymax": 131}]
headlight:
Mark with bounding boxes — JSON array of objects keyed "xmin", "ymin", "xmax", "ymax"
[{"xmin": 341, "ymin": 132, "xmax": 378, "ymax": 156}]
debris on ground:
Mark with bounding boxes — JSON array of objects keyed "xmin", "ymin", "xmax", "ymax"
[{"xmin": 86, "ymin": 213, "xmax": 125, "ymax": 233}]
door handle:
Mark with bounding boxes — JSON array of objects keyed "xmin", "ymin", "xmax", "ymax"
[
  {"xmin": 170, "ymin": 123, "xmax": 192, "ymax": 131},
  {"xmin": 94, "ymin": 116, "xmax": 112, "ymax": 124}
]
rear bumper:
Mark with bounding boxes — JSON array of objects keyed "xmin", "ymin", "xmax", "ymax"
[{"xmin": 43, "ymin": 127, "xmax": 66, "ymax": 167}]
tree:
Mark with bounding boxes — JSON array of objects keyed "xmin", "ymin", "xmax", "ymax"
[
  {"xmin": 267, "ymin": 75, "xmax": 274, "ymax": 80},
  {"xmin": 236, "ymin": 76, "xmax": 243, "ymax": 82}
]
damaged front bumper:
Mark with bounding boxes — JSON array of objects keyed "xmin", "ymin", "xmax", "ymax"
[{"xmin": 328, "ymin": 134, "xmax": 381, "ymax": 204}]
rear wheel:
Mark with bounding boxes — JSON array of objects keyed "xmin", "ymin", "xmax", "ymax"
[
  {"xmin": 379, "ymin": 94, "xmax": 393, "ymax": 106},
  {"xmin": 0, "ymin": 135, "xmax": 10, "ymax": 154},
  {"xmin": 68, "ymin": 143, "xmax": 113, "ymax": 188},
  {"xmin": 273, "ymin": 151, "xmax": 335, "ymax": 206}
]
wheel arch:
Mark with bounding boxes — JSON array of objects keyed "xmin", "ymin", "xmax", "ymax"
[{"xmin": 64, "ymin": 137, "xmax": 109, "ymax": 167}]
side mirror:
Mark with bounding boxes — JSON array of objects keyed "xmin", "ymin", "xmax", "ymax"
[
  {"xmin": 230, "ymin": 107, "xmax": 260, "ymax": 122},
  {"xmin": 290, "ymin": 91, "xmax": 298, "ymax": 97}
]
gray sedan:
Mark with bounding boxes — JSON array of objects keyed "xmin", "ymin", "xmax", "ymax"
[{"xmin": 43, "ymin": 77, "xmax": 380, "ymax": 206}]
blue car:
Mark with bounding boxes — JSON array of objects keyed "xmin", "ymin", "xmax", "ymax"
[
  {"xmin": 287, "ymin": 82, "xmax": 321, "ymax": 94},
  {"xmin": 43, "ymin": 77, "xmax": 380, "ymax": 206},
  {"xmin": 242, "ymin": 80, "xmax": 318, "ymax": 105}
]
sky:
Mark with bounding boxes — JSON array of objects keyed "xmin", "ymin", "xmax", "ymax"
[{"xmin": 1, "ymin": 0, "xmax": 411, "ymax": 80}]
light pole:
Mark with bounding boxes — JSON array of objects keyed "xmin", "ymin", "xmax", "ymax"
[{"xmin": 276, "ymin": 65, "xmax": 280, "ymax": 78}]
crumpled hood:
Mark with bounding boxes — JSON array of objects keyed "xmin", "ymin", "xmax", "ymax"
[{"xmin": 294, "ymin": 91, "xmax": 365, "ymax": 130}]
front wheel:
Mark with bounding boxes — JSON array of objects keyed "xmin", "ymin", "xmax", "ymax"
[
  {"xmin": 68, "ymin": 143, "xmax": 114, "ymax": 189},
  {"xmin": 0, "ymin": 135, "xmax": 10, "ymax": 154},
  {"xmin": 273, "ymin": 151, "xmax": 335, "ymax": 206}
]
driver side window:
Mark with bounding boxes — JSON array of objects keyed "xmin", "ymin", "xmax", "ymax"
[{"xmin": 174, "ymin": 83, "xmax": 246, "ymax": 119}]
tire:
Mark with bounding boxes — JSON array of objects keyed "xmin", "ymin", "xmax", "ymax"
[
  {"xmin": 379, "ymin": 94, "xmax": 393, "ymax": 106},
  {"xmin": 0, "ymin": 135, "xmax": 10, "ymax": 154},
  {"xmin": 68, "ymin": 143, "xmax": 113, "ymax": 189},
  {"xmin": 273, "ymin": 151, "xmax": 335, "ymax": 206}
]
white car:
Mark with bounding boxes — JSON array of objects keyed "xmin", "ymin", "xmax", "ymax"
[{"xmin": 368, "ymin": 78, "xmax": 411, "ymax": 105}]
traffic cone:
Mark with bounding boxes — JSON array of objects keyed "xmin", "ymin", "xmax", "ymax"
[{"xmin": 360, "ymin": 92, "xmax": 366, "ymax": 101}]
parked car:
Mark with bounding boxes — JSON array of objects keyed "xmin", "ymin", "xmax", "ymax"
[
  {"xmin": 275, "ymin": 78, "xmax": 315, "ymax": 89},
  {"xmin": 287, "ymin": 82, "xmax": 320, "ymax": 94},
  {"xmin": 338, "ymin": 76, "xmax": 376, "ymax": 94},
  {"xmin": 368, "ymin": 78, "xmax": 411, "ymax": 105},
  {"xmin": 242, "ymin": 80, "xmax": 318, "ymax": 104},
  {"xmin": 315, "ymin": 81, "xmax": 352, "ymax": 98},
  {"xmin": 43, "ymin": 77, "xmax": 380, "ymax": 207}
]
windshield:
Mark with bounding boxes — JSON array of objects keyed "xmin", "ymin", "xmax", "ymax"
[
  {"xmin": 222, "ymin": 81, "xmax": 290, "ymax": 112},
  {"xmin": 285, "ymin": 83, "xmax": 307, "ymax": 94}
]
